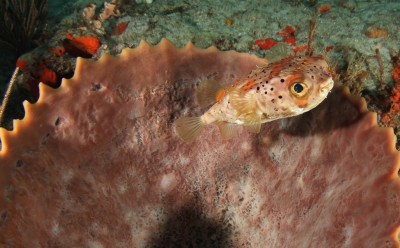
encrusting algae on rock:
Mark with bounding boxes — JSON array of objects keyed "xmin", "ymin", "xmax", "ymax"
[{"xmin": 175, "ymin": 54, "xmax": 334, "ymax": 142}]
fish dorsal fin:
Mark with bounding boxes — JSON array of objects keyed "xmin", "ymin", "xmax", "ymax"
[
  {"xmin": 196, "ymin": 79, "xmax": 224, "ymax": 108},
  {"xmin": 243, "ymin": 113, "xmax": 262, "ymax": 134},
  {"xmin": 215, "ymin": 121, "xmax": 240, "ymax": 140},
  {"xmin": 229, "ymin": 87, "xmax": 258, "ymax": 115}
]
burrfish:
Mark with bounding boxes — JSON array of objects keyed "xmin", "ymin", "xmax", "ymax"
[{"xmin": 175, "ymin": 55, "xmax": 334, "ymax": 142}]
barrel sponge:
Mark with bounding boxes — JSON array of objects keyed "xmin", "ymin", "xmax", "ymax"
[{"xmin": 0, "ymin": 39, "xmax": 399, "ymax": 247}]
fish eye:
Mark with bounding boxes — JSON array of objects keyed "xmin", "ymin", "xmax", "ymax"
[
  {"xmin": 290, "ymin": 82, "xmax": 308, "ymax": 98},
  {"xmin": 294, "ymin": 83, "xmax": 303, "ymax": 93}
]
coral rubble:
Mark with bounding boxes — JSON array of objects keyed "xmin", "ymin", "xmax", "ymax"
[{"xmin": 99, "ymin": 0, "xmax": 121, "ymax": 22}]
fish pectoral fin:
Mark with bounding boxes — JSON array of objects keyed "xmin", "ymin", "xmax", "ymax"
[
  {"xmin": 174, "ymin": 116, "xmax": 205, "ymax": 142},
  {"xmin": 196, "ymin": 79, "xmax": 224, "ymax": 108},
  {"xmin": 229, "ymin": 88, "xmax": 257, "ymax": 115},
  {"xmin": 246, "ymin": 122, "xmax": 261, "ymax": 133},
  {"xmin": 215, "ymin": 121, "xmax": 240, "ymax": 140},
  {"xmin": 243, "ymin": 113, "xmax": 262, "ymax": 134}
]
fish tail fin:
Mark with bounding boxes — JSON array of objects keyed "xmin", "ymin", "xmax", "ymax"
[
  {"xmin": 174, "ymin": 116, "xmax": 205, "ymax": 142},
  {"xmin": 196, "ymin": 79, "xmax": 224, "ymax": 107}
]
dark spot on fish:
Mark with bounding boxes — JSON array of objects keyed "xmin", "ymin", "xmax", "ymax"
[
  {"xmin": 271, "ymin": 99, "xmax": 275, "ymax": 103},
  {"xmin": 311, "ymin": 75, "xmax": 314, "ymax": 79},
  {"xmin": 278, "ymin": 96, "xmax": 282, "ymax": 99},
  {"xmin": 270, "ymin": 88, "xmax": 274, "ymax": 91},
  {"xmin": 257, "ymin": 87, "xmax": 260, "ymax": 90},
  {"xmin": 264, "ymin": 91, "xmax": 267, "ymax": 94},
  {"xmin": 266, "ymin": 80, "xmax": 269, "ymax": 84},
  {"xmin": 280, "ymin": 79, "xmax": 285, "ymax": 83}
]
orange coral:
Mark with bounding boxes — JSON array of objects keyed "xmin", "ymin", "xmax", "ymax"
[
  {"xmin": 22, "ymin": 60, "xmax": 60, "ymax": 96},
  {"xmin": 325, "ymin": 46, "xmax": 334, "ymax": 52},
  {"xmin": 113, "ymin": 22, "xmax": 129, "ymax": 35},
  {"xmin": 254, "ymin": 38, "xmax": 277, "ymax": 50},
  {"xmin": 277, "ymin": 26, "xmax": 295, "ymax": 37},
  {"xmin": 390, "ymin": 84, "xmax": 400, "ymax": 106},
  {"xmin": 16, "ymin": 59, "xmax": 28, "ymax": 71},
  {"xmin": 256, "ymin": 26, "xmax": 298, "ymax": 50},
  {"xmin": 225, "ymin": 18, "xmax": 232, "ymax": 27},
  {"xmin": 381, "ymin": 84, "xmax": 400, "ymax": 126},
  {"xmin": 293, "ymin": 45, "xmax": 307, "ymax": 55},
  {"xmin": 63, "ymin": 35, "xmax": 100, "ymax": 58},
  {"xmin": 73, "ymin": 36, "xmax": 100, "ymax": 55},
  {"xmin": 365, "ymin": 26, "xmax": 388, "ymax": 39},
  {"xmin": 49, "ymin": 47, "xmax": 66, "ymax": 57},
  {"xmin": 283, "ymin": 36, "xmax": 296, "ymax": 46},
  {"xmin": 392, "ymin": 66, "xmax": 400, "ymax": 83},
  {"xmin": 318, "ymin": 5, "xmax": 332, "ymax": 14},
  {"xmin": 276, "ymin": 26, "xmax": 296, "ymax": 46},
  {"xmin": 38, "ymin": 66, "xmax": 57, "ymax": 86},
  {"xmin": 283, "ymin": 26, "xmax": 295, "ymax": 36}
]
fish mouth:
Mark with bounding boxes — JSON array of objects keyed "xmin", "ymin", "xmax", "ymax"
[{"xmin": 319, "ymin": 78, "xmax": 334, "ymax": 94}]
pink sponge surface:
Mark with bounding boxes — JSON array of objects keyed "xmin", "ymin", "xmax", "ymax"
[{"xmin": 0, "ymin": 40, "xmax": 399, "ymax": 247}]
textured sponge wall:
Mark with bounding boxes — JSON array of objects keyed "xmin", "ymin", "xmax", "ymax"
[{"xmin": 0, "ymin": 40, "xmax": 399, "ymax": 247}]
